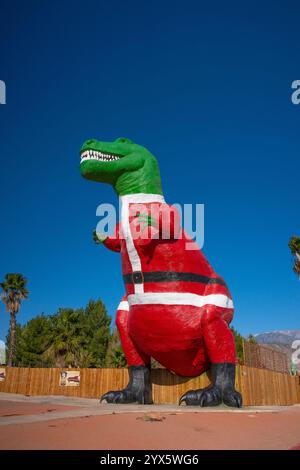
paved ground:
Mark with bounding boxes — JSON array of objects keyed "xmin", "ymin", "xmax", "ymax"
[{"xmin": 0, "ymin": 393, "xmax": 300, "ymax": 450}]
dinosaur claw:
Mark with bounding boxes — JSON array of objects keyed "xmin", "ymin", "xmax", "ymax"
[
  {"xmin": 223, "ymin": 389, "xmax": 243, "ymax": 408},
  {"xmin": 100, "ymin": 392, "xmax": 111, "ymax": 404},
  {"xmin": 179, "ymin": 394, "xmax": 187, "ymax": 405},
  {"xmin": 235, "ymin": 393, "xmax": 242, "ymax": 408},
  {"xmin": 199, "ymin": 394, "xmax": 207, "ymax": 407},
  {"xmin": 179, "ymin": 390, "xmax": 199, "ymax": 406},
  {"xmin": 100, "ymin": 391, "xmax": 121, "ymax": 404}
]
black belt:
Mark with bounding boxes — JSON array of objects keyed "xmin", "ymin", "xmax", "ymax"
[{"xmin": 123, "ymin": 271, "xmax": 226, "ymax": 286}]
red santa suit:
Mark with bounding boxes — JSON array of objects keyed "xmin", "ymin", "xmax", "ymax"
[{"xmin": 104, "ymin": 193, "xmax": 236, "ymax": 377}]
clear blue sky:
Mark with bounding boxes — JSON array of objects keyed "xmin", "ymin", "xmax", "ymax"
[{"xmin": 0, "ymin": 0, "xmax": 299, "ymax": 341}]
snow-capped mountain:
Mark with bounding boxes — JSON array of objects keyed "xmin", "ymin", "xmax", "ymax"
[{"xmin": 255, "ymin": 330, "xmax": 300, "ymax": 346}]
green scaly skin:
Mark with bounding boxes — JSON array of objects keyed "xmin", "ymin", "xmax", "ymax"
[{"xmin": 80, "ymin": 137, "xmax": 163, "ymax": 196}]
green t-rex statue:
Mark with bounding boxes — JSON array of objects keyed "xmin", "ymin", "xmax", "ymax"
[{"xmin": 80, "ymin": 137, "xmax": 242, "ymax": 408}]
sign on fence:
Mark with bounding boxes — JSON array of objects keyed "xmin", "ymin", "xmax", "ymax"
[
  {"xmin": 59, "ymin": 370, "xmax": 80, "ymax": 387},
  {"xmin": 0, "ymin": 368, "xmax": 6, "ymax": 382}
]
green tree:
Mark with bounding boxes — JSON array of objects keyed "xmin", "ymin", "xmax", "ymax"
[
  {"xmin": 11, "ymin": 312, "xmax": 118, "ymax": 368},
  {"xmin": 105, "ymin": 328, "xmax": 126, "ymax": 368},
  {"xmin": 11, "ymin": 315, "xmax": 53, "ymax": 367},
  {"xmin": 288, "ymin": 236, "xmax": 300, "ymax": 278},
  {"xmin": 0, "ymin": 273, "xmax": 29, "ymax": 366},
  {"xmin": 82, "ymin": 300, "xmax": 111, "ymax": 367},
  {"xmin": 45, "ymin": 308, "xmax": 84, "ymax": 367},
  {"xmin": 6, "ymin": 299, "xmax": 111, "ymax": 368},
  {"xmin": 230, "ymin": 328, "xmax": 257, "ymax": 363},
  {"xmin": 231, "ymin": 326, "xmax": 244, "ymax": 361},
  {"xmin": 44, "ymin": 300, "xmax": 111, "ymax": 368},
  {"xmin": 247, "ymin": 334, "xmax": 257, "ymax": 345}
]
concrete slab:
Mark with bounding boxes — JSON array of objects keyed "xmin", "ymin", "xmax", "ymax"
[
  {"xmin": 0, "ymin": 393, "xmax": 299, "ymax": 449},
  {"xmin": 0, "ymin": 392, "xmax": 295, "ymax": 426}
]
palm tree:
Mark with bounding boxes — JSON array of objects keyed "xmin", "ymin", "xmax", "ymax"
[
  {"xmin": 0, "ymin": 273, "xmax": 29, "ymax": 366},
  {"xmin": 45, "ymin": 308, "xmax": 82, "ymax": 367},
  {"xmin": 288, "ymin": 236, "xmax": 300, "ymax": 278}
]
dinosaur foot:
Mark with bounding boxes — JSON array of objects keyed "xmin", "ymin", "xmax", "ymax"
[
  {"xmin": 179, "ymin": 385, "xmax": 222, "ymax": 407},
  {"xmin": 179, "ymin": 363, "xmax": 243, "ymax": 408},
  {"xmin": 100, "ymin": 390, "xmax": 138, "ymax": 404},
  {"xmin": 100, "ymin": 365, "xmax": 153, "ymax": 405},
  {"xmin": 179, "ymin": 386, "xmax": 242, "ymax": 407}
]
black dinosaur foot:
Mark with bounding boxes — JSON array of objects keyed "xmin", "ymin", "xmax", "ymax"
[
  {"xmin": 179, "ymin": 363, "xmax": 243, "ymax": 408},
  {"xmin": 100, "ymin": 390, "xmax": 137, "ymax": 404},
  {"xmin": 179, "ymin": 386, "xmax": 242, "ymax": 408},
  {"xmin": 222, "ymin": 389, "xmax": 242, "ymax": 408},
  {"xmin": 99, "ymin": 365, "xmax": 153, "ymax": 405},
  {"xmin": 179, "ymin": 385, "xmax": 222, "ymax": 407}
]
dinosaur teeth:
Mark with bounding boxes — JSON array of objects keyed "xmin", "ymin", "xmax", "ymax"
[{"xmin": 80, "ymin": 150, "xmax": 121, "ymax": 163}]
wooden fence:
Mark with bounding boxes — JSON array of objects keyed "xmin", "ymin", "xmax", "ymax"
[
  {"xmin": 243, "ymin": 341, "xmax": 290, "ymax": 374},
  {"xmin": 0, "ymin": 366, "xmax": 299, "ymax": 406}
]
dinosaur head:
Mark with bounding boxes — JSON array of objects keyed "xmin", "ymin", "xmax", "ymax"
[{"xmin": 80, "ymin": 137, "xmax": 162, "ymax": 196}]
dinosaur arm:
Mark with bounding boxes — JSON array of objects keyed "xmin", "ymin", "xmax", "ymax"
[
  {"xmin": 102, "ymin": 223, "xmax": 122, "ymax": 252},
  {"xmin": 157, "ymin": 204, "xmax": 181, "ymax": 239},
  {"xmin": 132, "ymin": 204, "xmax": 181, "ymax": 246}
]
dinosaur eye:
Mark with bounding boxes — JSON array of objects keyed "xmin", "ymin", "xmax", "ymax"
[{"xmin": 115, "ymin": 137, "xmax": 133, "ymax": 144}]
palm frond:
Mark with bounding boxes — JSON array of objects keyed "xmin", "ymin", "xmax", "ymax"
[
  {"xmin": 293, "ymin": 260, "xmax": 300, "ymax": 276},
  {"xmin": 289, "ymin": 236, "xmax": 300, "ymax": 255},
  {"xmin": 289, "ymin": 236, "xmax": 300, "ymax": 279}
]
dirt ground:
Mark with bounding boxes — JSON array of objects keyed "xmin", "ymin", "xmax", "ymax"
[{"xmin": 0, "ymin": 393, "xmax": 300, "ymax": 450}]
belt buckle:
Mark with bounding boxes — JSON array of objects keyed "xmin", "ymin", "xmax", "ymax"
[{"xmin": 132, "ymin": 271, "xmax": 144, "ymax": 284}]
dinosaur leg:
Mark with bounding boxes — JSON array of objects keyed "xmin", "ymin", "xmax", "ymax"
[
  {"xmin": 100, "ymin": 297, "xmax": 153, "ymax": 404},
  {"xmin": 180, "ymin": 306, "xmax": 242, "ymax": 408}
]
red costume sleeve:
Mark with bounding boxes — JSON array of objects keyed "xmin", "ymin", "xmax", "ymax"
[{"xmin": 103, "ymin": 223, "xmax": 121, "ymax": 252}]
